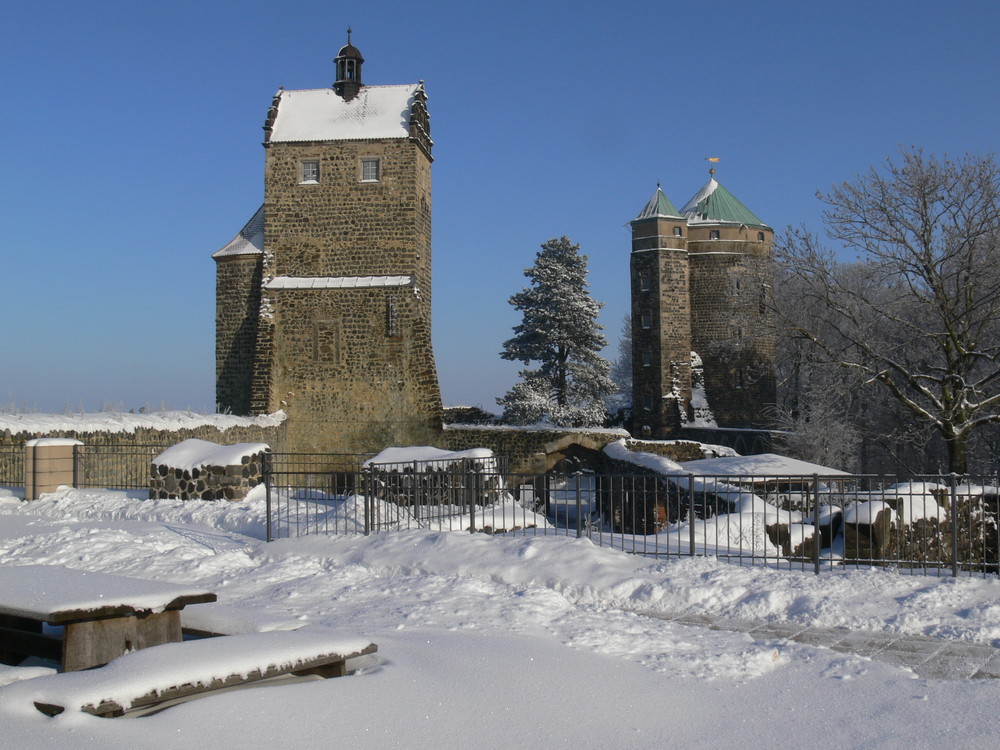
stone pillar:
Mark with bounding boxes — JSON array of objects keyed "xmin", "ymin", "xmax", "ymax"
[{"xmin": 24, "ymin": 438, "xmax": 83, "ymax": 500}]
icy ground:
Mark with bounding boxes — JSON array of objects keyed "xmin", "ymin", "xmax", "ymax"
[{"xmin": 1, "ymin": 487, "xmax": 999, "ymax": 748}]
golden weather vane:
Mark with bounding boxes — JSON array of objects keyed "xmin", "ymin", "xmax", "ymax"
[{"xmin": 705, "ymin": 156, "xmax": 720, "ymax": 176}]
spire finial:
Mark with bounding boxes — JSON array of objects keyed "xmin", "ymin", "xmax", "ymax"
[
  {"xmin": 656, "ymin": 180, "xmax": 661, "ymax": 189},
  {"xmin": 706, "ymin": 156, "xmax": 720, "ymax": 178},
  {"xmin": 347, "ymin": 27, "xmax": 352, "ymax": 44}
]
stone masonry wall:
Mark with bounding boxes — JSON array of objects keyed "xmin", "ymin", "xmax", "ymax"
[
  {"xmin": 688, "ymin": 244, "xmax": 775, "ymax": 428},
  {"xmin": 631, "ymin": 243, "xmax": 691, "ymax": 438},
  {"xmin": 150, "ymin": 448, "xmax": 266, "ymax": 501},
  {"xmin": 252, "ymin": 133, "xmax": 441, "ymax": 454},
  {"xmin": 216, "ymin": 254, "xmax": 262, "ymax": 415}
]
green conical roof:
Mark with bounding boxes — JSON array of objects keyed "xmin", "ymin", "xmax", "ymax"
[
  {"xmin": 681, "ymin": 178, "xmax": 771, "ymax": 230},
  {"xmin": 632, "ymin": 187, "xmax": 683, "ymax": 223}
]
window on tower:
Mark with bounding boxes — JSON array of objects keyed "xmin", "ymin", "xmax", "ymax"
[
  {"xmin": 361, "ymin": 158, "xmax": 380, "ymax": 182},
  {"xmin": 639, "ymin": 275, "xmax": 651, "ymax": 292},
  {"xmin": 709, "ymin": 229, "xmax": 720, "ymax": 240},
  {"xmin": 300, "ymin": 160, "xmax": 320, "ymax": 184},
  {"xmin": 673, "ymin": 226, "xmax": 683, "ymax": 237},
  {"xmin": 641, "ymin": 312, "xmax": 651, "ymax": 329},
  {"xmin": 642, "ymin": 351, "xmax": 652, "ymax": 367}
]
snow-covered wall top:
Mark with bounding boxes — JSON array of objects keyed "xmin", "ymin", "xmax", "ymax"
[
  {"xmin": 153, "ymin": 439, "xmax": 270, "ymax": 472},
  {"xmin": 23, "ymin": 438, "xmax": 84, "ymax": 448},
  {"xmin": 269, "ymin": 85, "xmax": 419, "ymax": 142},
  {"xmin": 364, "ymin": 446, "xmax": 495, "ymax": 470},
  {"xmin": 603, "ymin": 439, "xmax": 686, "ymax": 474},
  {"xmin": 0, "ymin": 410, "xmax": 286, "ymax": 436},
  {"xmin": 443, "ymin": 423, "xmax": 630, "ymax": 436}
]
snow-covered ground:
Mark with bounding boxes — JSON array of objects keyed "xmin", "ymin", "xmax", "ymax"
[{"xmin": 1, "ymin": 486, "xmax": 999, "ymax": 748}]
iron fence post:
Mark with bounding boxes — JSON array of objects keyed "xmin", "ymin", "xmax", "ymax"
[
  {"xmin": 363, "ymin": 468, "xmax": 372, "ymax": 536},
  {"xmin": 950, "ymin": 473, "xmax": 959, "ymax": 578},
  {"xmin": 813, "ymin": 474, "xmax": 821, "ymax": 575},
  {"xmin": 467, "ymin": 461, "xmax": 476, "ymax": 534},
  {"xmin": 688, "ymin": 473, "xmax": 696, "ymax": 557},
  {"xmin": 263, "ymin": 450, "xmax": 273, "ymax": 543},
  {"xmin": 72, "ymin": 443, "xmax": 82, "ymax": 490},
  {"xmin": 575, "ymin": 471, "xmax": 583, "ymax": 539}
]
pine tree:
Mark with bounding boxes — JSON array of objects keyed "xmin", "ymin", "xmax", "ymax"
[{"xmin": 498, "ymin": 237, "xmax": 614, "ymax": 426}]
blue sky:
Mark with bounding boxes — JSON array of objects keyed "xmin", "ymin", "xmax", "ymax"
[{"xmin": 2, "ymin": 0, "xmax": 998, "ymax": 414}]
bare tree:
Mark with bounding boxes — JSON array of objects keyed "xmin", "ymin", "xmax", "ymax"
[{"xmin": 779, "ymin": 149, "xmax": 1000, "ymax": 473}]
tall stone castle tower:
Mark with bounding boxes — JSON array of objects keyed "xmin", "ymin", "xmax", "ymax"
[
  {"xmin": 214, "ymin": 34, "xmax": 443, "ymax": 453},
  {"xmin": 630, "ymin": 171, "xmax": 776, "ymax": 439}
]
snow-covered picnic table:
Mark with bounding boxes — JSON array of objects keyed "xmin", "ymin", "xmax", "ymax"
[{"xmin": 0, "ymin": 565, "xmax": 216, "ymax": 672}]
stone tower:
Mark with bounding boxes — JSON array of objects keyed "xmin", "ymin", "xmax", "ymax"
[
  {"xmin": 629, "ymin": 187, "xmax": 692, "ymax": 437},
  {"xmin": 214, "ymin": 34, "xmax": 443, "ymax": 453},
  {"xmin": 630, "ymin": 172, "xmax": 776, "ymax": 438}
]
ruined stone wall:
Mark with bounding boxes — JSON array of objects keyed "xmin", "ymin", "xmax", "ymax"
[
  {"xmin": 215, "ymin": 254, "xmax": 262, "ymax": 415},
  {"xmin": 688, "ymin": 242, "xmax": 775, "ymax": 429},
  {"xmin": 440, "ymin": 426, "xmax": 629, "ymax": 476}
]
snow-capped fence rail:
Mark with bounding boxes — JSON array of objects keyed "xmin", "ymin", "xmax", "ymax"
[{"xmin": 262, "ymin": 456, "xmax": 999, "ymax": 578}]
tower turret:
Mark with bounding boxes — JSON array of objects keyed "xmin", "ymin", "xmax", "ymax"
[{"xmin": 333, "ymin": 28, "xmax": 365, "ymax": 100}]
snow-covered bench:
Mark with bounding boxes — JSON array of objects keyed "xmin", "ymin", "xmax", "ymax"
[
  {"xmin": 180, "ymin": 602, "xmax": 305, "ymax": 638},
  {"xmin": 6, "ymin": 629, "xmax": 376, "ymax": 718}
]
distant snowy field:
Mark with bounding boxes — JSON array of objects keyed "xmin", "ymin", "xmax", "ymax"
[{"xmin": 1, "ymin": 486, "xmax": 999, "ymax": 748}]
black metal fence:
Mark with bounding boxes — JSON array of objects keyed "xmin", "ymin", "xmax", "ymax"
[
  {"xmin": 74, "ymin": 444, "xmax": 170, "ymax": 490},
  {"xmin": 263, "ymin": 456, "xmax": 999, "ymax": 578},
  {"xmin": 0, "ymin": 443, "xmax": 169, "ymax": 492},
  {"xmin": 0, "ymin": 444, "xmax": 22, "ymax": 487},
  {"xmin": 4, "ymin": 443, "xmax": 998, "ymax": 577}
]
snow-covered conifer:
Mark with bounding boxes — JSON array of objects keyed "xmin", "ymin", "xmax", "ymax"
[{"xmin": 498, "ymin": 237, "xmax": 614, "ymax": 427}]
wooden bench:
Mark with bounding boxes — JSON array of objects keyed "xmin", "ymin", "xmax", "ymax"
[
  {"xmin": 180, "ymin": 602, "xmax": 305, "ymax": 639},
  {"xmin": 0, "ymin": 565, "xmax": 216, "ymax": 672},
  {"xmin": 5, "ymin": 629, "xmax": 377, "ymax": 718}
]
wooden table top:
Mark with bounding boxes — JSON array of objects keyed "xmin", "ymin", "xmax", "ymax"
[{"xmin": 0, "ymin": 565, "xmax": 217, "ymax": 623}]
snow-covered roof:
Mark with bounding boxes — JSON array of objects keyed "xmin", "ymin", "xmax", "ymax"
[
  {"xmin": 265, "ymin": 275, "xmax": 414, "ymax": 290},
  {"xmin": 681, "ymin": 178, "xmax": 771, "ymax": 230},
  {"xmin": 213, "ymin": 205, "xmax": 264, "ymax": 259},
  {"xmin": 680, "ymin": 453, "xmax": 849, "ymax": 477},
  {"xmin": 268, "ymin": 84, "xmax": 421, "ymax": 142}
]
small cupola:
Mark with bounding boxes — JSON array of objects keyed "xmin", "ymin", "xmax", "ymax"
[{"xmin": 333, "ymin": 28, "xmax": 365, "ymax": 101}]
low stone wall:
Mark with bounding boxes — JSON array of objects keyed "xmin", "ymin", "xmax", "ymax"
[
  {"xmin": 150, "ymin": 448, "xmax": 267, "ymax": 501},
  {"xmin": 0, "ymin": 413, "xmax": 287, "ymax": 488}
]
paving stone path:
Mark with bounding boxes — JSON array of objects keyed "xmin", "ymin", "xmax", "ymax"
[{"xmin": 641, "ymin": 611, "xmax": 1000, "ymax": 680}]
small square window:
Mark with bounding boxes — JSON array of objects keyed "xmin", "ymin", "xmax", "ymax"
[
  {"xmin": 361, "ymin": 158, "xmax": 380, "ymax": 182},
  {"xmin": 300, "ymin": 160, "xmax": 320, "ymax": 184},
  {"xmin": 673, "ymin": 226, "xmax": 683, "ymax": 237},
  {"xmin": 640, "ymin": 312, "xmax": 652, "ymax": 329},
  {"xmin": 709, "ymin": 229, "xmax": 720, "ymax": 240}
]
